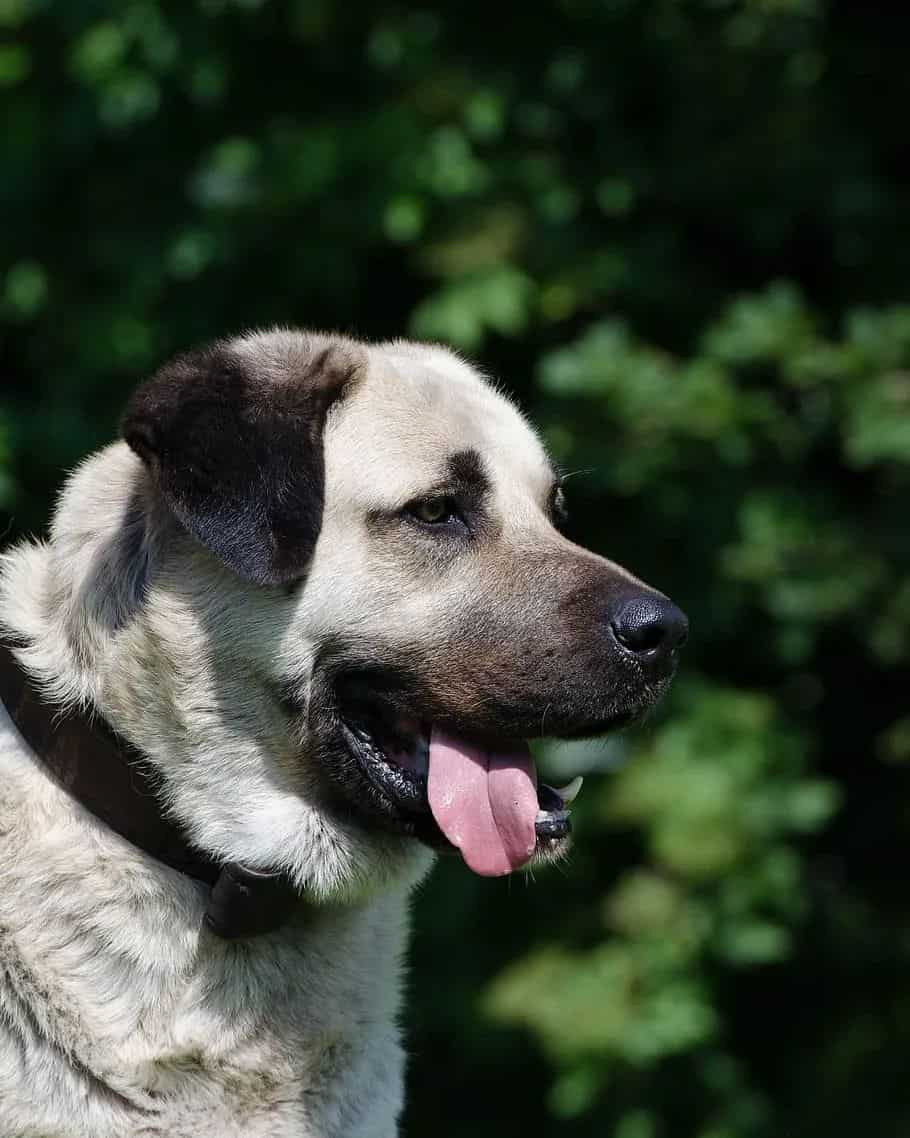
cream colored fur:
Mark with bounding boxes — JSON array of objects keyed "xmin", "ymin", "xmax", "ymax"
[{"xmin": 0, "ymin": 332, "xmax": 572, "ymax": 1136}]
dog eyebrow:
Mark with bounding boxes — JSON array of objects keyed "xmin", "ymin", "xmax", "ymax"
[
  {"xmin": 365, "ymin": 448, "xmax": 492, "ymax": 529},
  {"xmin": 444, "ymin": 449, "xmax": 491, "ymax": 498}
]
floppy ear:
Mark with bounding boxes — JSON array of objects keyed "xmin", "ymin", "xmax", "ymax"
[{"xmin": 122, "ymin": 335, "xmax": 363, "ymax": 585}]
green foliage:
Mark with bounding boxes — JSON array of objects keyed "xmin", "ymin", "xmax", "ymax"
[
  {"xmin": 2, "ymin": 2, "xmax": 909, "ymax": 1136},
  {"xmin": 488, "ymin": 684, "xmax": 838, "ymax": 1131}
]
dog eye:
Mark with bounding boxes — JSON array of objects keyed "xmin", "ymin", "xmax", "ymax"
[
  {"xmin": 551, "ymin": 485, "xmax": 568, "ymax": 527},
  {"xmin": 406, "ymin": 496, "xmax": 461, "ymax": 526}
]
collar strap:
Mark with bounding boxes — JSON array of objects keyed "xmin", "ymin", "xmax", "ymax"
[{"xmin": 0, "ymin": 638, "xmax": 298, "ymax": 939}]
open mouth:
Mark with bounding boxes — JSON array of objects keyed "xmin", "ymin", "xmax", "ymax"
[{"xmin": 337, "ymin": 701, "xmax": 586, "ymax": 877}]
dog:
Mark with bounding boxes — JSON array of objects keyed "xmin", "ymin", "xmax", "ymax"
[{"xmin": 0, "ymin": 329, "xmax": 687, "ymax": 1137}]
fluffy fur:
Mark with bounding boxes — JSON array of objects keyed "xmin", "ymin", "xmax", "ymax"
[
  {"xmin": 0, "ymin": 444, "xmax": 427, "ymax": 1137},
  {"xmin": 0, "ymin": 330, "xmax": 680, "ymax": 1136}
]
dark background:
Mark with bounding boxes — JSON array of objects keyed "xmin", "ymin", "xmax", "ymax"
[{"xmin": 2, "ymin": 2, "xmax": 910, "ymax": 1135}]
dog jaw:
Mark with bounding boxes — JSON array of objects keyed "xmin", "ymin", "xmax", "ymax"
[
  {"xmin": 0, "ymin": 328, "xmax": 684, "ymax": 904},
  {"xmin": 0, "ymin": 443, "xmax": 434, "ymax": 905}
]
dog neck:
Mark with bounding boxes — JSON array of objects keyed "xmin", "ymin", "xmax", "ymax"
[{"xmin": 0, "ymin": 637, "xmax": 298, "ymax": 939}]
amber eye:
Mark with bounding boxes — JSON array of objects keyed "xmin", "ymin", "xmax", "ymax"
[{"xmin": 409, "ymin": 496, "xmax": 457, "ymax": 525}]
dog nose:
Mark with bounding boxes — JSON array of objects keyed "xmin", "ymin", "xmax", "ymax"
[{"xmin": 609, "ymin": 594, "xmax": 689, "ymax": 667}]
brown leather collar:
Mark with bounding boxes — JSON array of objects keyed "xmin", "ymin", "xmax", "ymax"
[{"xmin": 0, "ymin": 637, "xmax": 298, "ymax": 939}]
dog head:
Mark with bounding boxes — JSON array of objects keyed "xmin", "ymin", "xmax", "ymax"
[{"xmin": 30, "ymin": 330, "xmax": 686, "ymax": 897}]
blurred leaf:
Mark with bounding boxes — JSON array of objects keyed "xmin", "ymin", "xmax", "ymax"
[
  {"xmin": 70, "ymin": 21, "xmax": 127, "ymax": 83},
  {"xmin": 702, "ymin": 283, "xmax": 814, "ymax": 367},
  {"xmin": 410, "ymin": 266, "xmax": 535, "ymax": 348},
  {"xmin": 843, "ymin": 371, "xmax": 910, "ymax": 467},
  {"xmin": 4, "ymin": 260, "xmax": 47, "ymax": 319},
  {"xmin": 0, "ymin": 43, "xmax": 29, "ymax": 84}
]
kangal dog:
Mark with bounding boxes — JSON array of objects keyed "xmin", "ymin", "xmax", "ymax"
[{"xmin": 0, "ymin": 331, "xmax": 686, "ymax": 1136}]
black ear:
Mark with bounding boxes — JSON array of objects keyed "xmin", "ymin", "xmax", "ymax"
[{"xmin": 122, "ymin": 335, "xmax": 363, "ymax": 585}]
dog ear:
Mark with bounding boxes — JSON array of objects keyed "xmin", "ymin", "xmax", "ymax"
[{"xmin": 121, "ymin": 336, "xmax": 363, "ymax": 585}]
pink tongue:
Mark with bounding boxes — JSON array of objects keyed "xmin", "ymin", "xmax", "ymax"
[{"xmin": 427, "ymin": 727, "xmax": 538, "ymax": 877}]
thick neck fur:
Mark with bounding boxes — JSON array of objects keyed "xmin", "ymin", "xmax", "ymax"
[{"xmin": 0, "ymin": 445, "xmax": 427, "ymax": 1137}]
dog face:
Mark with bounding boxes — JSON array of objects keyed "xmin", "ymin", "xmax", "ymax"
[{"xmin": 79, "ymin": 330, "xmax": 687, "ymax": 894}]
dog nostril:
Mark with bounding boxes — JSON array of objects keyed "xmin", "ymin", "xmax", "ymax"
[
  {"xmin": 613, "ymin": 619, "xmax": 665, "ymax": 654},
  {"xmin": 610, "ymin": 595, "xmax": 689, "ymax": 658}
]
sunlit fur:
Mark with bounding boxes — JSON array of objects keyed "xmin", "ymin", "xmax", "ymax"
[{"xmin": 0, "ymin": 330, "xmax": 638, "ymax": 1136}]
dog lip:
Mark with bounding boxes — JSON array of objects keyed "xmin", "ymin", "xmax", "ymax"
[
  {"xmin": 339, "ymin": 717, "xmax": 428, "ymax": 816},
  {"xmin": 336, "ymin": 712, "xmax": 576, "ymax": 845},
  {"xmin": 326, "ymin": 676, "xmax": 651, "ymax": 858},
  {"xmin": 535, "ymin": 782, "xmax": 573, "ymax": 841}
]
